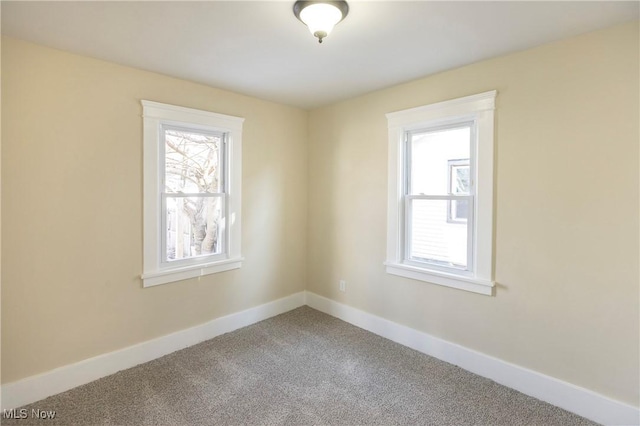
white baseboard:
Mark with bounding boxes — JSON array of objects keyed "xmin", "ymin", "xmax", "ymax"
[
  {"xmin": 3, "ymin": 290, "xmax": 637, "ymax": 425},
  {"xmin": 1, "ymin": 291, "xmax": 306, "ymax": 411},
  {"xmin": 305, "ymin": 291, "xmax": 639, "ymax": 426}
]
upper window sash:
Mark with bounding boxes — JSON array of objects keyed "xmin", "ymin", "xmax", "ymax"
[
  {"xmin": 161, "ymin": 124, "xmax": 227, "ymax": 195},
  {"xmin": 404, "ymin": 121, "xmax": 475, "ymax": 196}
]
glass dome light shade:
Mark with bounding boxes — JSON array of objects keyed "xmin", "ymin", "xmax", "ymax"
[{"xmin": 299, "ymin": 3, "xmax": 343, "ymax": 39}]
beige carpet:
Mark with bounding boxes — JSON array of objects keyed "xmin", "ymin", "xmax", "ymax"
[{"xmin": 2, "ymin": 306, "xmax": 595, "ymax": 425}]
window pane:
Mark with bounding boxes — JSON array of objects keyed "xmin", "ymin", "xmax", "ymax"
[
  {"xmin": 166, "ymin": 196, "xmax": 223, "ymax": 261},
  {"xmin": 409, "ymin": 199, "xmax": 468, "ymax": 269},
  {"xmin": 449, "ymin": 161, "xmax": 470, "ymax": 195},
  {"xmin": 165, "ymin": 128, "xmax": 223, "ymax": 194},
  {"xmin": 449, "ymin": 199, "xmax": 469, "ymax": 221},
  {"xmin": 410, "ymin": 126, "xmax": 471, "ymax": 195},
  {"xmin": 447, "ymin": 159, "xmax": 470, "ymax": 222}
]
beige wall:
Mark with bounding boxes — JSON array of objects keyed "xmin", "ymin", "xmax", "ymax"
[
  {"xmin": 307, "ymin": 21, "xmax": 639, "ymax": 405},
  {"xmin": 1, "ymin": 37, "xmax": 308, "ymax": 383}
]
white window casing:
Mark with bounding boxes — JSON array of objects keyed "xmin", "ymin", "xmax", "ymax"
[
  {"xmin": 141, "ymin": 100, "xmax": 244, "ymax": 287},
  {"xmin": 385, "ymin": 91, "xmax": 496, "ymax": 295}
]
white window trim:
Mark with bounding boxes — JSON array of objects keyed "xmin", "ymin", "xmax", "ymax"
[
  {"xmin": 141, "ymin": 100, "xmax": 244, "ymax": 287},
  {"xmin": 384, "ymin": 91, "xmax": 496, "ymax": 296}
]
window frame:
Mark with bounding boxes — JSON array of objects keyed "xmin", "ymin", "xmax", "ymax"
[
  {"xmin": 385, "ymin": 91, "xmax": 496, "ymax": 296},
  {"xmin": 141, "ymin": 100, "xmax": 244, "ymax": 288}
]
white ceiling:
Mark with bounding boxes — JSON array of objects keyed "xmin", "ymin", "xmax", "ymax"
[{"xmin": 2, "ymin": 1, "xmax": 638, "ymax": 109}]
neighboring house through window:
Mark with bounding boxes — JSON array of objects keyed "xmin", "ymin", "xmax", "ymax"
[
  {"xmin": 447, "ymin": 159, "xmax": 470, "ymax": 223},
  {"xmin": 385, "ymin": 91, "xmax": 496, "ymax": 295},
  {"xmin": 141, "ymin": 101, "xmax": 244, "ymax": 287}
]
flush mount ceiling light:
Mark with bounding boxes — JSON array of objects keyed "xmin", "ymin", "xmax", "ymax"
[{"xmin": 293, "ymin": 1, "xmax": 349, "ymax": 44}]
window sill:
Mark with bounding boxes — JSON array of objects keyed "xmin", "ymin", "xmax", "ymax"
[
  {"xmin": 384, "ymin": 262, "xmax": 494, "ymax": 295},
  {"xmin": 142, "ymin": 257, "xmax": 243, "ymax": 288}
]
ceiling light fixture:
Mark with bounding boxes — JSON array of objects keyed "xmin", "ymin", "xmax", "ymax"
[{"xmin": 293, "ymin": 1, "xmax": 349, "ymax": 44}]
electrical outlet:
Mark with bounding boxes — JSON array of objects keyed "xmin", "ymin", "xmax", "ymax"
[{"xmin": 339, "ymin": 280, "xmax": 346, "ymax": 292}]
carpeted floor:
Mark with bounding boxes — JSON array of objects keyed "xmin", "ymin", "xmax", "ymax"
[{"xmin": 2, "ymin": 307, "xmax": 595, "ymax": 425}]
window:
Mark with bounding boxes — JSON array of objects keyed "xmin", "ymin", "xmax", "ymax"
[
  {"xmin": 141, "ymin": 101, "xmax": 244, "ymax": 287},
  {"xmin": 385, "ymin": 91, "xmax": 496, "ymax": 295}
]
